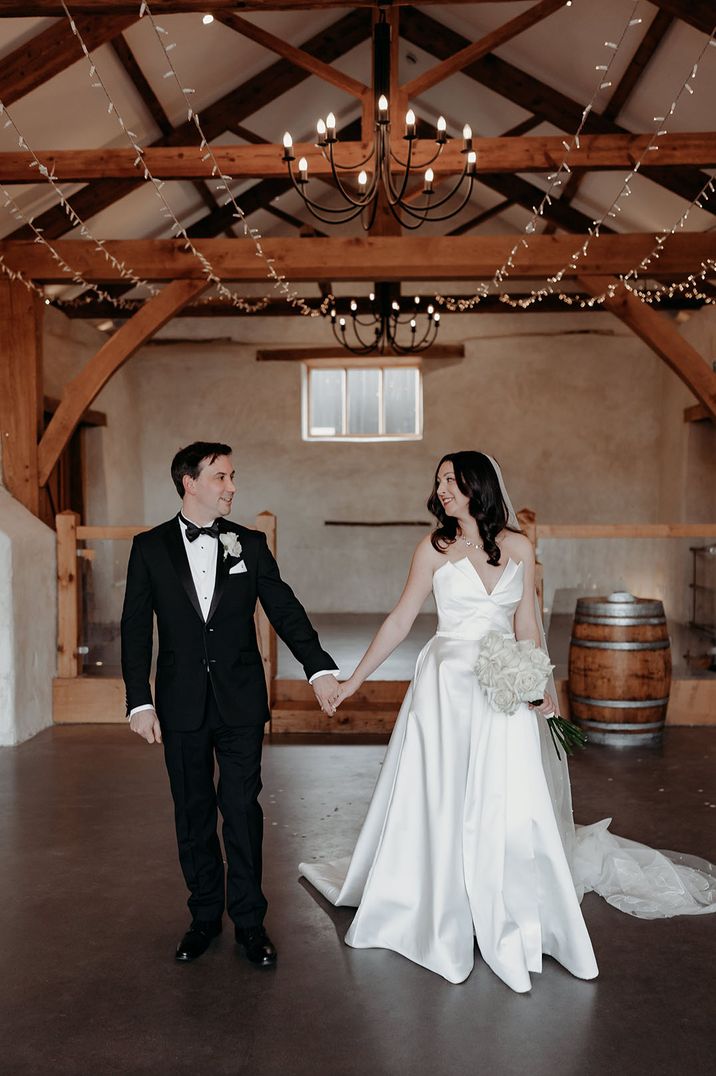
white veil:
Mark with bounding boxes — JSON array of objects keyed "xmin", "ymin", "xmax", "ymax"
[
  {"xmin": 487, "ymin": 454, "xmax": 716, "ymax": 915},
  {"xmin": 486, "ymin": 455, "xmax": 578, "ymax": 873}
]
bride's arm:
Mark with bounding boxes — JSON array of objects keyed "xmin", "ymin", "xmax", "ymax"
[
  {"xmin": 334, "ymin": 537, "xmax": 437, "ymax": 703},
  {"xmin": 512, "ymin": 536, "xmax": 541, "ymax": 647},
  {"xmin": 512, "ymin": 537, "xmax": 554, "ymax": 714}
]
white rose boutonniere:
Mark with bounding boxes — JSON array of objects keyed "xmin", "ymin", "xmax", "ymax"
[{"xmin": 220, "ymin": 533, "xmax": 243, "ymax": 561}]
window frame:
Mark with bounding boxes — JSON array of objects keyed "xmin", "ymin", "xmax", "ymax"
[{"xmin": 301, "ymin": 357, "xmax": 424, "ymax": 443}]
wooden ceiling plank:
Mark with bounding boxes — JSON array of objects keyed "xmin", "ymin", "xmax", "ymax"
[
  {"xmin": 403, "ymin": 0, "xmax": 565, "ymax": 99},
  {"xmin": 579, "ymin": 275, "xmax": 716, "ymax": 419},
  {"xmin": 37, "ymin": 279, "xmax": 210, "ymax": 486},
  {"xmin": 6, "ymin": 233, "xmax": 714, "ymax": 282},
  {"xmin": 218, "ymin": 13, "xmax": 367, "ymax": 99}
]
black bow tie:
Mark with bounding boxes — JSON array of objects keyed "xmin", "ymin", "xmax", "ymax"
[{"xmin": 180, "ymin": 515, "xmax": 220, "ymax": 543}]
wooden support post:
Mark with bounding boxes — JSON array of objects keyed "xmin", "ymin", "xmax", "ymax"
[
  {"xmin": 253, "ymin": 511, "xmax": 278, "ymax": 705},
  {"xmin": 0, "ymin": 279, "xmax": 42, "ymax": 515},
  {"xmin": 56, "ymin": 510, "xmax": 80, "ymax": 678}
]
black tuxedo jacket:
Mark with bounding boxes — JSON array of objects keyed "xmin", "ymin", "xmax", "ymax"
[{"xmin": 120, "ymin": 515, "xmax": 335, "ymax": 731}]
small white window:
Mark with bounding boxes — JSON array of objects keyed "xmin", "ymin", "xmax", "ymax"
[{"xmin": 303, "ymin": 362, "xmax": 423, "ymax": 442}]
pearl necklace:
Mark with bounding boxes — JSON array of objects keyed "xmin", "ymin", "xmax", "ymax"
[{"xmin": 459, "ymin": 535, "xmax": 483, "ymax": 552}]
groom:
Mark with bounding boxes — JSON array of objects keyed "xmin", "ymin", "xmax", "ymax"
[{"xmin": 121, "ymin": 442, "xmax": 338, "ymax": 965}]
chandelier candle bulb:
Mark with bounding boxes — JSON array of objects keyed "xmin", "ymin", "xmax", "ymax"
[
  {"xmin": 436, "ymin": 116, "xmax": 448, "ymax": 145},
  {"xmin": 378, "ymin": 95, "xmax": 389, "ymax": 121},
  {"xmin": 424, "ymin": 167, "xmax": 434, "ymax": 193},
  {"xmin": 467, "ymin": 150, "xmax": 477, "ymax": 175},
  {"xmin": 326, "ymin": 113, "xmax": 336, "ymax": 141},
  {"xmin": 358, "ymin": 170, "xmax": 368, "ymax": 193},
  {"xmin": 298, "ymin": 158, "xmax": 308, "ymax": 183},
  {"xmin": 405, "ymin": 109, "xmax": 416, "ymax": 139},
  {"xmin": 462, "ymin": 124, "xmax": 473, "ymax": 152},
  {"xmin": 282, "ymin": 132, "xmax": 293, "ymax": 161},
  {"xmin": 316, "ymin": 118, "xmax": 327, "ymax": 146}
]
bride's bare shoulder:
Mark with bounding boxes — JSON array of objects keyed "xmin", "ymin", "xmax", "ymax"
[
  {"xmin": 500, "ymin": 530, "xmax": 534, "ymax": 565},
  {"xmin": 414, "ymin": 533, "xmax": 446, "ymax": 571}
]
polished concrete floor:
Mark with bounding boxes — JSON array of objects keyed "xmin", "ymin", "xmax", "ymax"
[{"xmin": 1, "ymin": 726, "xmax": 714, "ymax": 1075}]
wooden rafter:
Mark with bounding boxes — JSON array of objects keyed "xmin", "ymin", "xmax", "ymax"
[
  {"xmin": 0, "ymin": 14, "xmax": 136, "ymax": 106},
  {"xmin": 218, "ymin": 13, "xmax": 368, "ymax": 99},
  {"xmin": 6, "ymin": 234, "xmax": 715, "ymax": 283},
  {"xmin": 37, "ymin": 280, "xmax": 209, "ymax": 486},
  {"xmin": 544, "ymin": 9, "xmax": 673, "ymax": 235},
  {"xmin": 403, "ymin": 0, "xmax": 564, "ymax": 99},
  {"xmin": 0, "ymin": 1, "xmax": 534, "ymax": 12},
  {"xmin": 54, "ymin": 293, "xmax": 710, "ymax": 319},
  {"xmin": 5, "ymin": 133, "xmax": 716, "ymax": 183},
  {"xmin": 400, "ymin": 7, "xmax": 716, "ymax": 218},
  {"xmin": 651, "ymin": 1, "xmax": 716, "ymax": 37},
  {"xmin": 579, "ymin": 276, "xmax": 716, "ymax": 420},
  {"xmin": 6, "ymin": 8, "xmax": 371, "ymax": 242}
]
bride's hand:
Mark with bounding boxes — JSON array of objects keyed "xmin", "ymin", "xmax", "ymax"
[
  {"xmin": 331, "ymin": 678, "xmax": 359, "ymax": 709},
  {"xmin": 529, "ymin": 690, "xmax": 555, "ymax": 716}
]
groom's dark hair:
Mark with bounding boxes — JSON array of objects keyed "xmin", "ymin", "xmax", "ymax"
[{"xmin": 171, "ymin": 441, "xmax": 233, "ymax": 497}]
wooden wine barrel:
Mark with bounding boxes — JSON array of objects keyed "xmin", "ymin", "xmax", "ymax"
[{"xmin": 568, "ymin": 593, "xmax": 671, "ymax": 747}]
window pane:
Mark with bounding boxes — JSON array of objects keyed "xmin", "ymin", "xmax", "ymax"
[
  {"xmin": 310, "ymin": 368, "xmax": 343, "ymax": 436},
  {"xmin": 347, "ymin": 368, "xmax": 380, "ymax": 435},
  {"xmin": 384, "ymin": 367, "xmax": 418, "ymax": 435}
]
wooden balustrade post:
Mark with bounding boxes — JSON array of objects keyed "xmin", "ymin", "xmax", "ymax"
[
  {"xmin": 253, "ymin": 511, "xmax": 278, "ymax": 705},
  {"xmin": 56, "ymin": 510, "xmax": 80, "ymax": 678}
]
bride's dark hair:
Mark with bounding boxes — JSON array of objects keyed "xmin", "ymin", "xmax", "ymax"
[{"xmin": 427, "ymin": 451, "xmax": 520, "ymax": 565}]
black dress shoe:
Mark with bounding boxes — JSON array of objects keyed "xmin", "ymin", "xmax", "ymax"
[
  {"xmin": 175, "ymin": 920, "xmax": 222, "ymax": 962},
  {"xmin": 235, "ymin": 925, "xmax": 277, "ymax": 966}
]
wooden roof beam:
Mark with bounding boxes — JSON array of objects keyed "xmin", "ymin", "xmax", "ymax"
[
  {"xmin": 0, "ymin": 1, "xmax": 531, "ymax": 13},
  {"xmin": 5, "ymin": 234, "xmax": 714, "ymax": 282}
]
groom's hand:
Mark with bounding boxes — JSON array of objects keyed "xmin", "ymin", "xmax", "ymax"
[
  {"xmin": 129, "ymin": 708, "xmax": 162, "ymax": 744},
  {"xmin": 312, "ymin": 674, "xmax": 340, "ymax": 717}
]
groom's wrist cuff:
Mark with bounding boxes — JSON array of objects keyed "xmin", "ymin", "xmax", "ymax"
[
  {"xmin": 309, "ymin": 669, "xmax": 338, "ymax": 684},
  {"xmin": 128, "ymin": 703, "xmax": 155, "ymax": 721}
]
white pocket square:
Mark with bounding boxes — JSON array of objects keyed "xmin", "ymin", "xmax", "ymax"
[{"xmin": 229, "ymin": 560, "xmax": 247, "ymax": 575}]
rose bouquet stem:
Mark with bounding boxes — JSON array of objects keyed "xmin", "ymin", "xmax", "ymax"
[{"xmin": 546, "ymin": 715, "xmax": 588, "ymax": 761}]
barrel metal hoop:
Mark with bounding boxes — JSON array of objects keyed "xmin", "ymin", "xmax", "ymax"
[
  {"xmin": 570, "ymin": 693, "xmax": 670, "ymax": 709},
  {"xmin": 575, "ymin": 718, "xmax": 666, "ymax": 732},
  {"xmin": 575, "ymin": 600, "xmax": 665, "ymax": 618},
  {"xmin": 574, "ymin": 615, "xmax": 666, "ymax": 626},
  {"xmin": 570, "ymin": 640, "xmax": 670, "ymax": 651}
]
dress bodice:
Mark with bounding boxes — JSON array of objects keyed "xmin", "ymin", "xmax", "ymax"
[{"xmin": 432, "ymin": 557, "xmax": 525, "ymax": 640}]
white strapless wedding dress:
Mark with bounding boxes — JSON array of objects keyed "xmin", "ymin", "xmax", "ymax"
[{"xmin": 300, "ymin": 557, "xmax": 716, "ymax": 992}]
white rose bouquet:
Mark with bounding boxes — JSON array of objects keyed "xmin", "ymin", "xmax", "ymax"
[{"xmin": 474, "ymin": 631, "xmax": 587, "ymax": 759}]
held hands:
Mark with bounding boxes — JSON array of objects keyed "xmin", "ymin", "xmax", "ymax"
[
  {"xmin": 129, "ymin": 708, "xmax": 162, "ymax": 744},
  {"xmin": 528, "ymin": 690, "xmax": 555, "ymax": 717},
  {"xmin": 312, "ymin": 675, "xmax": 359, "ymax": 717}
]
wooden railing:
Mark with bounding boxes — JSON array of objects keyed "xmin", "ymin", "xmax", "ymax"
[{"xmin": 55, "ymin": 511, "xmax": 716, "ymax": 687}]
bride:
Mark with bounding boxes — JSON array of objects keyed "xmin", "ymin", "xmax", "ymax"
[{"xmin": 300, "ymin": 452, "xmax": 716, "ymax": 992}]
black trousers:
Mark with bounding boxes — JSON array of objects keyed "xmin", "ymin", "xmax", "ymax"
[{"xmin": 162, "ymin": 684, "xmax": 267, "ymax": 928}]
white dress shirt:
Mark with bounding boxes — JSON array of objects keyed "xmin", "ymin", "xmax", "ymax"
[{"xmin": 129, "ymin": 514, "xmax": 336, "ymax": 719}]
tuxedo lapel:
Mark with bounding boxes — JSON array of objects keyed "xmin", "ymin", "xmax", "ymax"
[
  {"xmin": 162, "ymin": 517, "xmax": 204, "ymax": 622},
  {"xmin": 207, "ymin": 521, "xmax": 230, "ymax": 623}
]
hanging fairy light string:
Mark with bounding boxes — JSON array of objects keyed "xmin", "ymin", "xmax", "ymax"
[
  {"xmin": 60, "ymin": 1, "xmax": 272, "ymax": 313},
  {"xmin": 0, "ymin": 176, "xmax": 163, "ymax": 309},
  {"xmin": 520, "ymin": 22, "xmax": 716, "ymax": 310},
  {"xmin": 0, "ymin": 98, "xmax": 159, "ymax": 308},
  {"xmin": 435, "ymin": 0, "xmax": 644, "ymax": 313},
  {"xmin": 138, "ymin": 1, "xmax": 332, "ymax": 318}
]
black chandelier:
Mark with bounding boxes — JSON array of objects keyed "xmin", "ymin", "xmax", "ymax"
[
  {"xmin": 327, "ymin": 283, "xmax": 440, "ymax": 355},
  {"xmin": 281, "ymin": 12, "xmax": 477, "ymax": 230}
]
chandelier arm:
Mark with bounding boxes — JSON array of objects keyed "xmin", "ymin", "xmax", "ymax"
[
  {"xmin": 327, "ymin": 156, "xmax": 381, "ymax": 209},
  {"xmin": 399, "ymin": 171, "xmax": 474, "ymax": 215},
  {"xmin": 327, "ymin": 140, "xmax": 377, "ymax": 172},
  {"xmin": 284, "ymin": 164, "xmax": 368, "ymax": 216},
  {"xmin": 330, "ymin": 319, "xmax": 375, "ymax": 355},
  {"xmin": 394, "ymin": 175, "xmax": 477, "ymax": 223},
  {"xmin": 388, "ymin": 142, "xmax": 443, "ymax": 171},
  {"xmin": 381, "ymin": 131, "xmax": 415, "ymax": 207}
]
